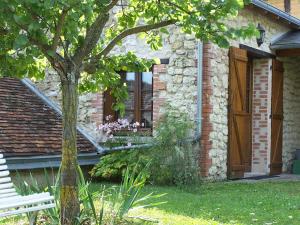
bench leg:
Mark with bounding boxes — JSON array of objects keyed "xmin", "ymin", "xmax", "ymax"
[{"xmin": 28, "ymin": 211, "xmax": 39, "ymax": 225}]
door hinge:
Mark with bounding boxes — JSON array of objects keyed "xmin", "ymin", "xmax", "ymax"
[{"xmin": 270, "ymin": 65, "xmax": 273, "ymax": 70}]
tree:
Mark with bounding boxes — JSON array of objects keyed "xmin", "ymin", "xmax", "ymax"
[{"xmin": 0, "ymin": 0, "xmax": 254, "ymax": 224}]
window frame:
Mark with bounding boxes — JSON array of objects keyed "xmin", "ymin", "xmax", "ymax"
[{"xmin": 103, "ymin": 70, "xmax": 154, "ymax": 133}]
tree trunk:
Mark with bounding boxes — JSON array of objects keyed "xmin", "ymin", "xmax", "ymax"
[{"xmin": 60, "ymin": 71, "xmax": 80, "ymax": 225}]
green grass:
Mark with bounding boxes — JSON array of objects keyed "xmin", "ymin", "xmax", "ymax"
[{"xmin": 2, "ymin": 181, "xmax": 300, "ymax": 225}]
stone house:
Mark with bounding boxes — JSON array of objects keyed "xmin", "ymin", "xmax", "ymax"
[{"xmin": 33, "ymin": 0, "xmax": 300, "ymax": 180}]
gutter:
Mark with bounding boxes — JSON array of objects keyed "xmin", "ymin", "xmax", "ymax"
[
  {"xmin": 21, "ymin": 78, "xmax": 105, "ymax": 154},
  {"xmin": 195, "ymin": 41, "xmax": 203, "ymax": 140},
  {"xmin": 250, "ymin": 0, "xmax": 300, "ymax": 28},
  {"xmin": 102, "ymin": 143, "xmax": 153, "ymax": 153},
  {"xmin": 6, "ymin": 153, "xmax": 100, "ymax": 170}
]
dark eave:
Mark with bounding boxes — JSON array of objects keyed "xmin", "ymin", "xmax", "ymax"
[
  {"xmin": 250, "ymin": 0, "xmax": 300, "ymax": 29},
  {"xmin": 6, "ymin": 152, "xmax": 100, "ymax": 170}
]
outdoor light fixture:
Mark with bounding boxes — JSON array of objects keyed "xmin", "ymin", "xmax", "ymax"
[{"xmin": 256, "ymin": 23, "xmax": 265, "ymax": 47}]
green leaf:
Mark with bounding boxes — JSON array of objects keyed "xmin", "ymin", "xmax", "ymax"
[
  {"xmin": 46, "ymin": 50, "xmax": 56, "ymax": 57},
  {"xmin": 28, "ymin": 21, "xmax": 41, "ymax": 32},
  {"xmin": 160, "ymin": 28, "xmax": 169, "ymax": 34},
  {"xmin": 13, "ymin": 34, "xmax": 29, "ymax": 49}
]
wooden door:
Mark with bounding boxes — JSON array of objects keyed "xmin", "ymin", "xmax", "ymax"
[
  {"xmin": 270, "ymin": 59, "xmax": 283, "ymax": 175},
  {"xmin": 228, "ymin": 47, "xmax": 252, "ymax": 179}
]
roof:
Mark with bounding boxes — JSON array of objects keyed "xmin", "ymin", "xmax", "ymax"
[
  {"xmin": 250, "ymin": 0, "xmax": 300, "ymax": 28},
  {"xmin": 270, "ymin": 30, "xmax": 300, "ymax": 50},
  {"xmin": 0, "ymin": 77, "xmax": 98, "ymax": 156}
]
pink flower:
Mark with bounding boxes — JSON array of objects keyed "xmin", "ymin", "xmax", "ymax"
[
  {"xmin": 98, "ymin": 115, "xmax": 140, "ymax": 139},
  {"xmin": 105, "ymin": 115, "xmax": 113, "ymax": 121}
]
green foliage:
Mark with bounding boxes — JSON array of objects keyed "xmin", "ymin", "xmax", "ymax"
[
  {"xmin": 0, "ymin": 0, "xmax": 255, "ymax": 84},
  {"xmin": 14, "ymin": 165, "xmax": 163, "ymax": 225},
  {"xmin": 107, "ymin": 164, "xmax": 166, "ymax": 223},
  {"xmin": 149, "ymin": 110, "xmax": 200, "ymax": 186},
  {"xmin": 90, "ymin": 149, "xmax": 150, "ymax": 181}
]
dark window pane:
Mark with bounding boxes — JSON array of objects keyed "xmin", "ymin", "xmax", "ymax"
[
  {"xmin": 142, "ymin": 72, "xmax": 152, "ymax": 91},
  {"xmin": 141, "ymin": 72, "xmax": 153, "ymax": 110},
  {"xmin": 141, "ymin": 111, "xmax": 152, "ymax": 128},
  {"xmin": 141, "ymin": 91, "xmax": 152, "ymax": 110},
  {"xmin": 122, "ymin": 111, "xmax": 135, "ymax": 124},
  {"xmin": 125, "ymin": 72, "xmax": 135, "ymax": 91},
  {"xmin": 124, "ymin": 91, "xmax": 135, "ymax": 110}
]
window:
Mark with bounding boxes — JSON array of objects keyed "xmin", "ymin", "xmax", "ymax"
[{"xmin": 103, "ymin": 71, "xmax": 153, "ymax": 130}]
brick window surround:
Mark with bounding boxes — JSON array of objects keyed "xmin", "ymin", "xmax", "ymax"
[{"xmin": 91, "ymin": 64, "xmax": 168, "ymax": 133}]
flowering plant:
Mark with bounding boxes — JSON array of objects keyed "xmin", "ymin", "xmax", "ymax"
[{"xmin": 98, "ymin": 115, "xmax": 141, "ymax": 143}]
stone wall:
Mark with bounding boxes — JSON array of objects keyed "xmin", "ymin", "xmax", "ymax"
[{"xmin": 282, "ymin": 57, "xmax": 300, "ymax": 172}]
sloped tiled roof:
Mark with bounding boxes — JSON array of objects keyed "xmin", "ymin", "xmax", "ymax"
[{"xmin": 0, "ymin": 78, "xmax": 97, "ymax": 156}]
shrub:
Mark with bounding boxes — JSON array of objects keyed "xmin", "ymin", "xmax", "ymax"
[
  {"xmin": 92, "ymin": 109, "xmax": 200, "ymax": 186},
  {"xmin": 149, "ymin": 111, "xmax": 200, "ymax": 186},
  {"xmin": 90, "ymin": 149, "xmax": 150, "ymax": 181}
]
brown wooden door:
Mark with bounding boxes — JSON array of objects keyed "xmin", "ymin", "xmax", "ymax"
[
  {"xmin": 228, "ymin": 47, "xmax": 252, "ymax": 179},
  {"xmin": 270, "ymin": 59, "xmax": 283, "ymax": 175}
]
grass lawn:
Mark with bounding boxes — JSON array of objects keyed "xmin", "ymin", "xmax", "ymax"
[{"xmin": 1, "ymin": 181, "xmax": 300, "ymax": 225}]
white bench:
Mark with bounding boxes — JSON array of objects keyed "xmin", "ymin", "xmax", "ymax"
[{"xmin": 0, "ymin": 154, "xmax": 55, "ymax": 221}]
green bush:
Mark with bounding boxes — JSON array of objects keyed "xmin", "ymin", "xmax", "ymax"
[
  {"xmin": 149, "ymin": 111, "xmax": 200, "ymax": 186},
  {"xmin": 90, "ymin": 149, "xmax": 150, "ymax": 181},
  {"xmin": 92, "ymin": 109, "xmax": 200, "ymax": 186}
]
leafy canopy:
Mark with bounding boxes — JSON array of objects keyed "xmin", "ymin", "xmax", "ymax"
[{"xmin": 0, "ymin": 0, "xmax": 255, "ymax": 109}]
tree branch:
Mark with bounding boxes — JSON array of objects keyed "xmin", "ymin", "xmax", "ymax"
[
  {"xmin": 103, "ymin": 0, "xmax": 120, "ymax": 12},
  {"xmin": 12, "ymin": 17, "xmax": 67, "ymax": 76},
  {"xmin": 163, "ymin": 0, "xmax": 196, "ymax": 15},
  {"xmin": 83, "ymin": 19, "xmax": 175, "ymax": 74},
  {"xmin": 52, "ymin": 8, "xmax": 69, "ymax": 51},
  {"xmin": 72, "ymin": 0, "xmax": 119, "ymax": 65},
  {"xmin": 99, "ymin": 19, "xmax": 175, "ymax": 57}
]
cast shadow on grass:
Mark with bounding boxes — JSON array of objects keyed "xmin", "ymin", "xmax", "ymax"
[{"xmin": 104, "ymin": 181, "xmax": 300, "ymax": 225}]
